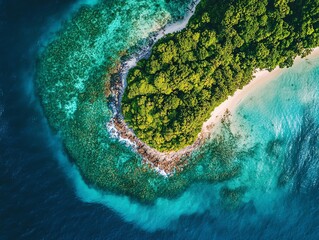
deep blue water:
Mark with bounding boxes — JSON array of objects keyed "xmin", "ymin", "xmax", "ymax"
[
  {"xmin": 0, "ymin": 1, "xmax": 157, "ymax": 239},
  {"xmin": 2, "ymin": 0, "xmax": 319, "ymax": 239}
]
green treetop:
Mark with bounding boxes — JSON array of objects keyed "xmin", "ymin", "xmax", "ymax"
[{"xmin": 122, "ymin": 0, "xmax": 319, "ymax": 151}]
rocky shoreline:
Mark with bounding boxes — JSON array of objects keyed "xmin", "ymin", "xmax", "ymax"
[
  {"xmin": 105, "ymin": 0, "xmax": 212, "ymax": 176},
  {"xmin": 106, "ymin": 61, "xmax": 214, "ymax": 175}
]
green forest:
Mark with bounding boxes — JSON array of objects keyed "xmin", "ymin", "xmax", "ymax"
[{"xmin": 122, "ymin": 0, "xmax": 319, "ymax": 151}]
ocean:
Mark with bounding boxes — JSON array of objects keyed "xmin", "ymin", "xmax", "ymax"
[{"xmin": 1, "ymin": 0, "xmax": 319, "ymax": 239}]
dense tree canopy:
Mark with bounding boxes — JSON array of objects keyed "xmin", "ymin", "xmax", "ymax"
[{"xmin": 122, "ymin": 0, "xmax": 319, "ymax": 151}]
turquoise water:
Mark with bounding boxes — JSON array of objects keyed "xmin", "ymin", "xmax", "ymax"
[
  {"xmin": 36, "ymin": 0, "xmax": 203, "ymax": 202},
  {"xmin": 75, "ymin": 59, "xmax": 319, "ymax": 230},
  {"xmin": 56, "ymin": 55, "xmax": 319, "ymax": 231},
  {"xmin": 34, "ymin": 0, "xmax": 319, "ymax": 234},
  {"xmin": 4, "ymin": 0, "xmax": 319, "ymax": 238}
]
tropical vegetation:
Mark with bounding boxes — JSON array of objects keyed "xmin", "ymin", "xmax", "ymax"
[{"xmin": 122, "ymin": 0, "xmax": 319, "ymax": 151}]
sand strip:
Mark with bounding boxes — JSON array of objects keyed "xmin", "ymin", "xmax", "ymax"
[{"xmin": 201, "ymin": 47, "xmax": 319, "ymax": 135}]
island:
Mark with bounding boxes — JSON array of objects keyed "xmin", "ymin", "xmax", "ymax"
[
  {"xmin": 109, "ymin": 0, "xmax": 319, "ymax": 173},
  {"xmin": 121, "ymin": 0, "xmax": 318, "ymax": 151},
  {"xmin": 36, "ymin": 0, "xmax": 319, "ymax": 203}
]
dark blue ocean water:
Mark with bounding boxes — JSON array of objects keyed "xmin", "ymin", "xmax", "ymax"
[
  {"xmin": 1, "ymin": 0, "xmax": 319, "ymax": 239},
  {"xmin": 0, "ymin": 1, "xmax": 155, "ymax": 239}
]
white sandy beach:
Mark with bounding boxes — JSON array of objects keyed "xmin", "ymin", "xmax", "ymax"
[{"xmin": 201, "ymin": 47, "xmax": 319, "ymax": 135}]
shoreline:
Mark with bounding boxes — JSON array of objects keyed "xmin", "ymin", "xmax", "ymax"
[
  {"xmin": 120, "ymin": 0, "xmax": 201, "ymax": 88},
  {"xmin": 107, "ymin": 0, "xmax": 202, "ymax": 176},
  {"xmin": 106, "ymin": 1, "xmax": 319, "ymax": 176},
  {"xmin": 201, "ymin": 47, "xmax": 319, "ymax": 136}
]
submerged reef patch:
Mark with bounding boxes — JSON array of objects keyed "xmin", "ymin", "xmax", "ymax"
[
  {"xmin": 36, "ymin": 0, "xmax": 254, "ymax": 203},
  {"xmin": 36, "ymin": 0, "xmax": 319, "ymax": 204}
]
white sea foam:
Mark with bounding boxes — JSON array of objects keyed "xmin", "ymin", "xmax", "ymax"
[
  {"xmin": 154, "ymin": 167, "xmax": 169, "ymax": 177},
  {"xmin": 106, "ymin": 120, "xmax": 138, "ymax": 149}
]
